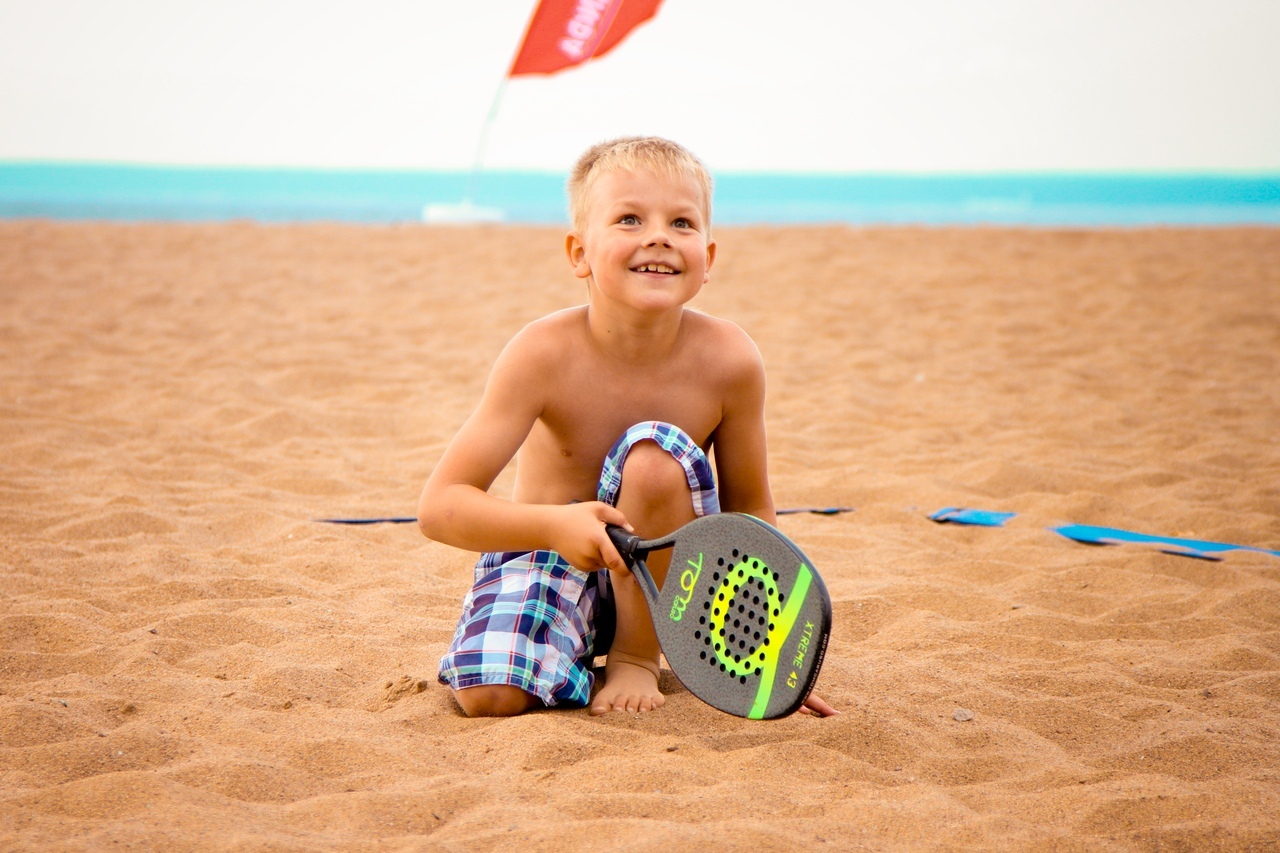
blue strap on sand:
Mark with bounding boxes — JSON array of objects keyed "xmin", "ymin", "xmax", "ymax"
[
  {"xmin": 1051, "ymin": 523, "xmax": 1280, "ymax": 562},
  {"xmin": 929, "ymin": 507, "xmax": 1017, "ymax": 527},
  {"xmin": 319, "ymin": 516, "xmax": 418, "ymax": 525},
  {"xmin": 318, "ymin": 507, "xmax": 1278, "ymax": 563},
  {"xmin": 928, "ymin": 506, "xmax": 1278, "ymax": 561},
  {"xmin": 777, "ymin": 507, "xmax": 854, "ymax": 516},
  {"xmin": 317, "ymin": 507, "xmax": 854, "ymax": 525}
]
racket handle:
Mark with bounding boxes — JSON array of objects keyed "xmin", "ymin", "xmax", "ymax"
[{"xmin": 606, "ymin": 524, "xmax": 642, "ymax": 567}]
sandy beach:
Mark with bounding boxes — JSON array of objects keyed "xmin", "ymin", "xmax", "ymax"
[{"xmin": 2, "ymin": 220, "xmax": 1278, "ymax": 850}]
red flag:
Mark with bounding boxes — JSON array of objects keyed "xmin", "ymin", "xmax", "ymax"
[{"xmin": 508, "ymin": 0, "xmax": 663, "ymax": 77}]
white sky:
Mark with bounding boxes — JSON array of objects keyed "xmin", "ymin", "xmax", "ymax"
[{"xmin": 1, "ymin": 0, "xmax": 1278, "ymax": 174}]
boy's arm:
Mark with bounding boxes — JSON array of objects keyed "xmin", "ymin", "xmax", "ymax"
[
  {"xmin": 416, "ymin": 331, "xmax": 630, "ymax": 572},
  {"xmin": 709, "ymin": 330, "xmax": 775, "ymax": 525}
]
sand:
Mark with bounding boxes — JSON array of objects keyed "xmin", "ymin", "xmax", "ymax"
[{"xmin": 2, "ymin": 220, "xmax": 1278, "ymax": 851}]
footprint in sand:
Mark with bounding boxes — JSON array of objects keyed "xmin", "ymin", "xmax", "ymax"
[{"xmin": 371, "ymin": 675, "xmax": 429, "ymax": 711}]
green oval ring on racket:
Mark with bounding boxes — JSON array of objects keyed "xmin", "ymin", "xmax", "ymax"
[{"xmin": 607, "ymin": 512, "xmax": 832, "ymax": 720}]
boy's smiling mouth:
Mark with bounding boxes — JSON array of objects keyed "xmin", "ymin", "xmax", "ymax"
[{"xmin": 632, "ymin": 263, "xmax": 678, "ymax": 274}]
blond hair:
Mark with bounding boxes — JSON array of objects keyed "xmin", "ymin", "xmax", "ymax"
[{"xmin": 566, "ymin": 136, "xmax": 713, "ymax": 234}]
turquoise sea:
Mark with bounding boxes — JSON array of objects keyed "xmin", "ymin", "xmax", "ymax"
[{"xmin": 2, "ymin": 163, "xmax": 1278, "ymax": 226}]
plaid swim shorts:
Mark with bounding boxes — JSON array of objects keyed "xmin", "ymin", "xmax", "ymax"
[{"xmin": 437, "ymin": 421, "xmax": 719, "ymax": 707}]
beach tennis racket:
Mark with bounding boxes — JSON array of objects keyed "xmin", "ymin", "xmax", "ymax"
[{"xmin": 606, "ymin": 513, "xmax": 831, "ymax": 720}]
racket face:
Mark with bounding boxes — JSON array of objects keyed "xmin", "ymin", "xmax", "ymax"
[{"xmin": 651, "ymin": 513, "xmax": 831, "ymax": 719}]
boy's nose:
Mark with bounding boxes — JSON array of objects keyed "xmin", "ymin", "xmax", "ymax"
[{"xmin": 643, "ymin": 225, "xmax": 672, "ymax": 247}]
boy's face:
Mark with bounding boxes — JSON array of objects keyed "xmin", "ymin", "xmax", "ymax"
[{"xmin": 566, "ymin": 167, "xmax": 715, "ymax": 315}]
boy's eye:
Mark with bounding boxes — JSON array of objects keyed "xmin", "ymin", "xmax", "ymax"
[
  {"xmin": 673, "ymin": 218, "xmax": 692, "ymax": 229},
  {"xmin": 618, "ymin": 214, "xmax": 639, "ymax": 225}
]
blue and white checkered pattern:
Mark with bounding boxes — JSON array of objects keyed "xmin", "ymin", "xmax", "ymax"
[
  {"xmin": 437, "ymin": 421, "xmax": 718, "ymax": 707},
  {"xmin": 598, "ymin": 421, "xmax": 720, "ymax": 518}
]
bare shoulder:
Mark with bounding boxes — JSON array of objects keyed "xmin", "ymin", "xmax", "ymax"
[
  {"xmin": 525, "ymin": 305, "xmax": 589, "ymax": 335},
  {"xmin": 498, "ymin": 307, "xmax": 588, "ymax": 366},
  {"xmin": 682, "ymin": 310, "xmax": 765, "ymax": 376}
]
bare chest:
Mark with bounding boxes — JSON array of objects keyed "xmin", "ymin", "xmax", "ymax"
[{"xmin": 514, "ymin": 358, "xmax": 724, "ymax": 502}]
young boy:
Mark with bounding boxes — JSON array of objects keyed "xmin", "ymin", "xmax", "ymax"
[{"xmin": 419, "ymin": 136, "xmax": 833, "ymax": 718}]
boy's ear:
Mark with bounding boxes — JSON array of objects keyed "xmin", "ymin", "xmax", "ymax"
[
  {"xmin": 565, "ymin": 231, "xmax": 591, "ymax": 279},
  {"xmin": 703, "ymin": 238, "xmax": 717, "ymax": 283}
]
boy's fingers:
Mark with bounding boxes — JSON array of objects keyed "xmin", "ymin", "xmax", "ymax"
[
  {"xmin": 800, "ymin": 694, "xmax": 838, "ymax": 717},
  {"xmin": 594, "ymin": 528, "xmax": 630, "ymax": 573},
  {"xmin": 602, "ymin": 541, "xmax": 629, "ymax": 573},
  {"xmin": 593, "ymin": 502, "xmax": 633, "ymax": 531}
]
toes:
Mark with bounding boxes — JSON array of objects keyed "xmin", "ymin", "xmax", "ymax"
[{"xmin": 590, "ymin": 695, "xmax": 645, "ymax": 713}]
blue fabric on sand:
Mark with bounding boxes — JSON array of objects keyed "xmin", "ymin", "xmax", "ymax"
[{"xmin": 930, "ymin": 507, "xmax": 1017, "ymax": 527}]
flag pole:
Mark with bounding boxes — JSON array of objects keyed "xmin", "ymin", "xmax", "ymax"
[
  {"xmin": 423, "ymin": 6, "xmax": 530, "ymax": 223},
  {"xmin": 456, "ymin": 1, "xmax": 540, "ymax": 212},
  {"xmin": 423, "ymin": 71, "xmax": 509, "ymax": 223},
  {"xmin": 464, "ymin": 76, "xmax": 509, "ymax": 208}
]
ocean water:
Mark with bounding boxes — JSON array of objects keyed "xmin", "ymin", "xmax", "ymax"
[{"xmin": 2, "ymin": 163, "xmax": 1278, "ymax": 227}]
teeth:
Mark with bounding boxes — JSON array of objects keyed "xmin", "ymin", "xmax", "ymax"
[{"xmin": 636, "ymin": 263, "xmax": 676, "ymax": 273}]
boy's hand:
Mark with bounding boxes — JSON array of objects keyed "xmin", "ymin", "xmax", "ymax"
[
  {"xmin": 551, "ymin": 502, "xmax": 633, "ymax": 573},
  {"xmin": 797, "ymin": 693, "xmax": 839, "ymax": 717}
]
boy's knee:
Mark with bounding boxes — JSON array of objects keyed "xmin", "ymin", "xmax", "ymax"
[
  {"xmin": 453, "ymin": 684, "xmax": 540, "ymax": 717},
  {"xmin": 619, "ymin": 441, "xmax": 690, "ymax": 503}
]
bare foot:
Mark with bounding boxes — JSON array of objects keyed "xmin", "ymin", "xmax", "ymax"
[{"xmin": 589, "ymin": 651, "xmax": 665, "ymax": 715}]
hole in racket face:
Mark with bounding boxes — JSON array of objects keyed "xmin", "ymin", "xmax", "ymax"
[{"xmin": 696, "ymin": 552, "xmax": 781, "ymax": 682}]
